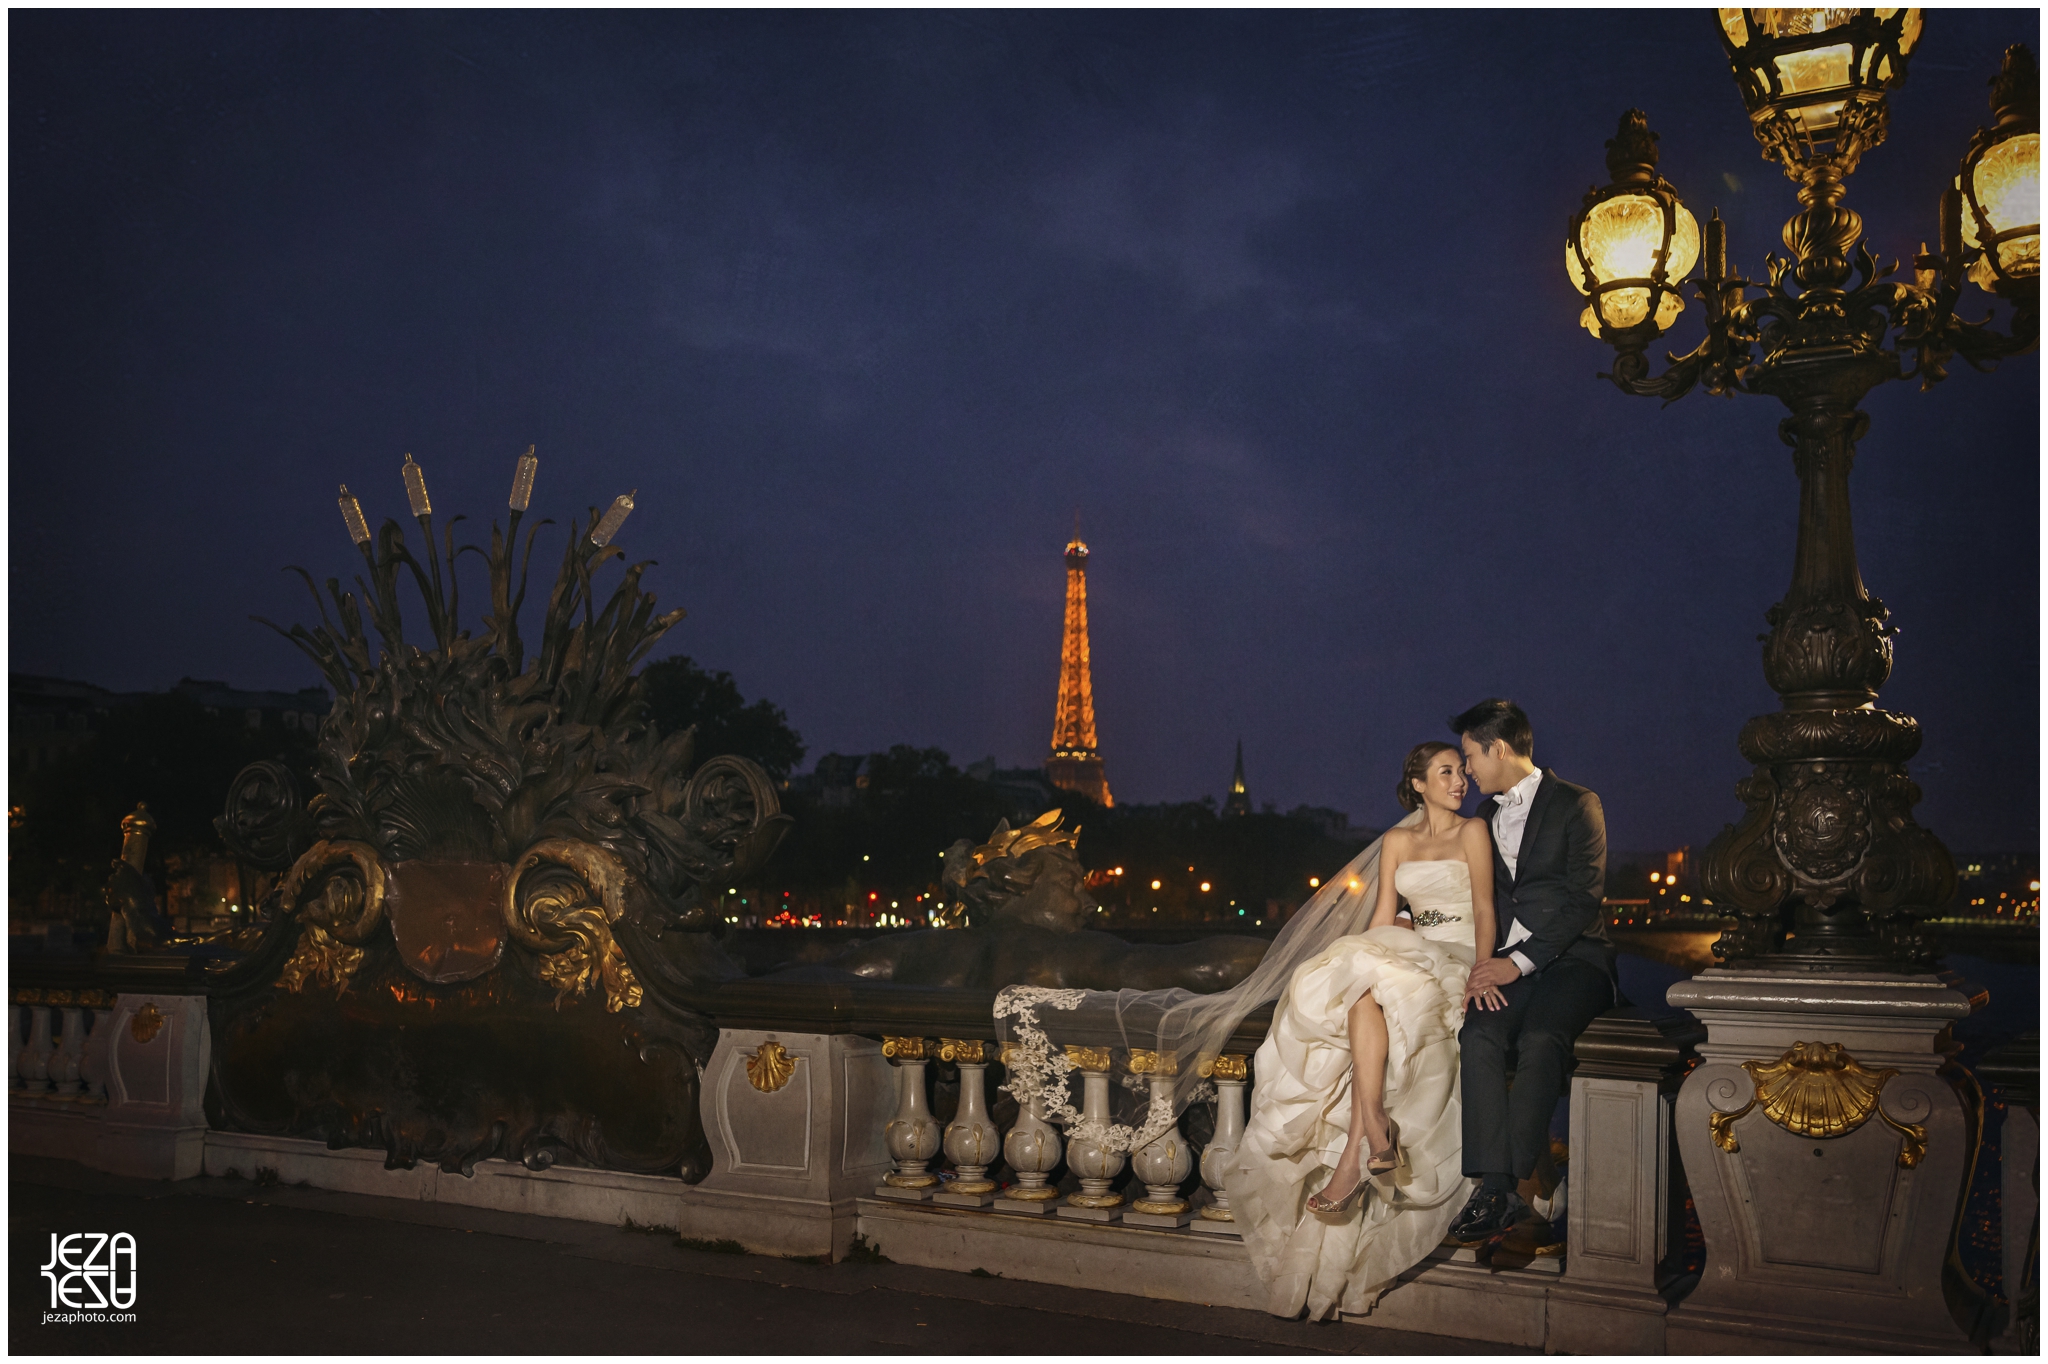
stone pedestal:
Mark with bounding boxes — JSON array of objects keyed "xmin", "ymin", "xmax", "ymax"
[
  {"xmin": 1664, "ymin": 967, "xmax": 1979, "ymax": 1353},
  {"xmin": 1549, "ymin": 1008, "xmax": 1703, "ymax": 1355},
  {"xmin": 98, "ymin": 994, "xmax": 210, "ymax": 1180},
  {"xmin": 696, "ymin": 1028, "xmax": 895, "ymax": 1256}
]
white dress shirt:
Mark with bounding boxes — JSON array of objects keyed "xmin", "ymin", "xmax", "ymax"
[{"xmin": 1492, "ymin": 768, "xmax": 1544, "ymax": 976}]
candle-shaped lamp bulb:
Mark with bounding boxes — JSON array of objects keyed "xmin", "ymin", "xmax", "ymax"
[
  {"xmin": 401, "ymin": 453, "xmax": 432, "ymax": 518},
  {"xmin": 338, "ymin": 484, "xmax": 372, "ymax": 546},
  {"xmin": 590, "ymin": 489, "xmax": 637, "ymax": 547},
  {"xmin": 509, "ymin": 444, "xmax": 538, "ymax": 512}
]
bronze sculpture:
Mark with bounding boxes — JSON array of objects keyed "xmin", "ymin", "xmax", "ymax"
[
  {"xmin": 103, "ymin": 803, "xmax": 171, "ymax": 953},
  {"xmin": 204, "ymin": 452, "xmax": 786, "ymax": 1177},
  {"xmin": 793, "ymin": 809, "xmax": 1270, "ymax": 991}
]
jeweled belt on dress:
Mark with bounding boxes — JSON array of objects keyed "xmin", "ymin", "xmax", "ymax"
[{"xmin": 1410, "ymin": 909, "xmax": 1464, "ymax": 928}]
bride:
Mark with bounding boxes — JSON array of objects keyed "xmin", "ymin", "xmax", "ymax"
[
  {"xmin": 1227, "ymin": 740, "xmax": 1503, "ymax": 1320},
  {"xmin": 993, "ymin": 740, "xmax": 1506, "ymax": 1321}
]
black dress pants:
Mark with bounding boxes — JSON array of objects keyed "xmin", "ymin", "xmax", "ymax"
[{"xmin": 1458, "ymin": 957, "xmax": 1612, "ymax": 1180}]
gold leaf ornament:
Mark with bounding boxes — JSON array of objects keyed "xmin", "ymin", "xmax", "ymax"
[
  {"xmin": 746, "ymin": 1040, "xmax": 797, "ymax": 1093},
  {"xmin": 505, "ymin": 840, "xmax": 643, "ymax": 1013}
]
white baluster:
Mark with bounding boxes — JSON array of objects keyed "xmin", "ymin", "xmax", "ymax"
[
  {"xmin": 79, "ymin": 996, "xmax": 114, "ymax": 1102},
  {"xmin": 1193, "ymin": 1053, "xmax": 1249, "ymax": 1235},
  {"xmin": 17, "ymin": 1002, "xmax": 53, "ymax": 1093},
  {"xmin": 997, "ymin": 1042, "xmax": 1064, "ymax": 1215},
  {"xmin": 1125, "ymin": 1049, "xmax": 1194, "ymax": 1226},
  {"xmin": 1057, "ymin": 1046, "xmax": 1125, "ymax": 1221},
  {"xmin": 9, "ymin": 1002, "xmax": 25, "ymax": 1087},
  {"xmin": 51, "ymin": 1002, "xmax": 86, "ymax": 1095},
  {"xmin": 875, "ymin": 1036, "xmax": 942, "ymax": 1201},
  {"xmin": 935, "ymin": 1039, "xmax": 1001, "ymax": 1207}
]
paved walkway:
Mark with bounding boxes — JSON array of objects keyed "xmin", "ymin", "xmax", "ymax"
[{"xmin": 12, "ymin": 1156, "xmax": 1522, "ymax": 1355}]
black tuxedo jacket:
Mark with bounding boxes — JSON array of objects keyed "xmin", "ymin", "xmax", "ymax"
[{"xmin": 1478, "ymin": 769, "xmax": 1617, "ymax": 985}]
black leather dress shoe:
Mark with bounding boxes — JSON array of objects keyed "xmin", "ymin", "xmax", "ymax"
[{"xmin": 1446, "ymin": 1188, "xmax": 1528, "ymax": 1245}]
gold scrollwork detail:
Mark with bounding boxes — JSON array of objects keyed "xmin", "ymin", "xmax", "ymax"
[
  {"xmin": 1128, "ymin": 1048, "xmax": 1178, "ymax": 1076},
  {"xmin": 277, "ymin": 839, "xmax": 389, "ymax": 997},
  {"xmin": 505, "ymin": 839, "xmax": 642, "ymax": 1013},
  {"xmin": 128, "ymin": 1003, "xmax": 165, "ymax": 1044},
  {"xmin": 938, "ymin": 1038, "xmax": 986, "ymax": 1063},
  {"xmin": 746, "ymin": 1040, "xmax": 797, "ymax": 1093},
  {"xmin": 13, "ymin": 989, "xmax": 45, "ymax": 1005},
  {"xmin": 1062, "ymin": 1044, "xmax": 1112, "ymax": 1072},
  {"xmin": 1876, "ymin": 1106, "xmax": 1928, "ymax": 1168},
  {"xmin": 882, "ymin": 1036, "xmax": 928, "ymax": 1060},
  {"xmin": 1709, "ymin": 1098, "xmax": 1756, "ymax": 1153},
  {"xmin": 45, "ymin": 990, "xmax": 76, "ymax": 1007},
  {"xmin": 78, "ymin": 990, "xmax": 114, "ymax": 1009},
  {"xmin": 1197, "ymin": 1052, "xmax": 1249, "ymax": 1081}
]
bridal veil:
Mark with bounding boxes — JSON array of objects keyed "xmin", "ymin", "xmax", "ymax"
[{"xmin": 994, "ymin": 808, "xmax": 1423, "ymax": 1152}]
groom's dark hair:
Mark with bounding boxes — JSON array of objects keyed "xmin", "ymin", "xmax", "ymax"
[{"xmin": 1451, "ymin": 698, "xmax": 1534, "ymax": 758}]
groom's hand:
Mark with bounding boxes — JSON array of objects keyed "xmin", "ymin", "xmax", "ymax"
[{"xmin": 1467, "ymin": 956, "xmax": 1521, "ymax": 991}]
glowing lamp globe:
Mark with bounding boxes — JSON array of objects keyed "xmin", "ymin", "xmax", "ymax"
[
  {"xmin": 1957, "ymin": 45, "xmax": 2039, "ymax": 296},
  {"xmin": 1717, "ymin": 8, "xmax": 1922, "ymax": 176},
  {"xmin": 1567, "ymin": 110, "xmax": 1701, "ymax": 340}
]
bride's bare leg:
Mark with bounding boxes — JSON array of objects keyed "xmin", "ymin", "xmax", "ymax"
[{"xmin": 1314, "ymin": 990, "xmax": 1392, "ymax": 1206}]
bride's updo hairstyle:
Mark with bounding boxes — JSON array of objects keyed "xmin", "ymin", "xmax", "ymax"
[{"xmin": 1396, "ymin": 741, "xmax": 1460, "ymax": 812}]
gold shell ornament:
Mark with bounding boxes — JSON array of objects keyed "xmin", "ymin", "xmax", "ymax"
[
  {"xmin": 129, "ymin": 1003, "xmax": 165, "ymax": 1044},
  {"xmin": 1710, "ymin": 1040, "xmax": 1927, "ymax": 1168},
  {"xmin": 1745, "ymin": 1040, "xmax": 1895, "ymax": 1138},
  {"xmin": 746, "ymin": 1040, "xmax": 796, "ymax": 1093}
]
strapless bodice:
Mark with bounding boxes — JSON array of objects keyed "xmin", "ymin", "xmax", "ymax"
[{"xmin": 1393, "ymin": 859, "xmax": 1473, "ymax": 943}]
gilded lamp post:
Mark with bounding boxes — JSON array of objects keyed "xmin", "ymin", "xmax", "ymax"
[{"xmin": 1567, "ymin": 14, "xmax": 2037, "ymax": 969}]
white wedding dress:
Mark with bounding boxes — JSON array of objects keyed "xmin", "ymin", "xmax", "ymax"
[{"xmin": 1226, "ymin": 858, "xmax": 1479, "ymax": 1320}]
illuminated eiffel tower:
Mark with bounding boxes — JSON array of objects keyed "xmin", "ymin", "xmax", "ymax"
[{"xmin": 1045, "ymin": 518, "xmax": 1112, "ymax": 807}]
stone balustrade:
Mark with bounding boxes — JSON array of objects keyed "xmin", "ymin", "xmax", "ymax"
[
  {"xmin": 10, "ymin": 955, "xmax": 2034, "ymax": 1353},
  {"xmin": 12, "ymin": 990, "xmax": 115, "ymax": 1101},
  {"xmin": 868, "ymin": 1033, "xmax": 1250, "ymax": 1232}
]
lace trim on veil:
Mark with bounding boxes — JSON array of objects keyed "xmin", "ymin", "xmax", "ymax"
[{"xmin": 994, "ymin": 987, "xmax": 1194, "ymax": 1152}]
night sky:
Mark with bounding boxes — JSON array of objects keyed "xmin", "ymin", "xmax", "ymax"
[{"xmin": 10, "ymin": 10, "xmax": 2039, "ymax": 854}]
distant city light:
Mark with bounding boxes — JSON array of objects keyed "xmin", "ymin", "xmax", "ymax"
[
  {"xmin": 1309, "ymin": 877, "xmax": 1320, "ymax": 888},
  {"xmin": 1150, "ymin": 879, "xmax": 1162, "ymax": 890},
  {"xmin": 1200, "ymin": 882, "xmax": 1212, "ymax": 892},
  {"xmin": 1650, "ymin": 872, "xmax": 1661, "ymax": 883}
]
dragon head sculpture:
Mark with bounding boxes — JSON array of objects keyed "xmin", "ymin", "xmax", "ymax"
[{"xmin": 938, "ymin": 807, "xmax": 1098, "ymax": 933}]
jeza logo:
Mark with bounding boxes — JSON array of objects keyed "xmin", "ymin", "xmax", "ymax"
[{"xmin": 42, "ymin": 1234, "xmax": 138, "ymax": 1309}]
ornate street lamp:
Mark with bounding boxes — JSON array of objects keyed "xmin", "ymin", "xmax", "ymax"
[{"xmin": 1568, "ymin": 20, "xmax": 2037, "ymax": 970}]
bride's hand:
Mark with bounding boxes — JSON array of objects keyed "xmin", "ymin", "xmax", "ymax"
[{"xmin": 1464, "ymin": 982, "xmax": 1507, "ymax": 1012}]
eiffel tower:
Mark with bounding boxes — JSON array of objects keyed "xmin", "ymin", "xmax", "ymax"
[{"xmin": 1045, "ymin": 519, "xmax": 1112, "ymax": 807}]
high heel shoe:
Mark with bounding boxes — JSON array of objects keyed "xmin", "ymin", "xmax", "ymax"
[
  {"xmin": 1366, "ymin": 1117, "xmax": 1403, "ymax": 1185},
  {"xmin": 1305, "ymin": 1170, "xmax": 1366, "ymax": 1215}
]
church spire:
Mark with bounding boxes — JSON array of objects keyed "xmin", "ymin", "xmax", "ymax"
[
  {"xmin": 1046, "ymin": 518, "xmax": 1112, "ymax": 807},
  {"xmin": 1222, "ymin": 738, "xmax": 1251, "ymax": 818}
]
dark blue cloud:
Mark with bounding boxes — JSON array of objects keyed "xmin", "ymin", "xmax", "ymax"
[{"xmin": 10, "ymin": 10, "xmax": 2037, "ymax": 852}]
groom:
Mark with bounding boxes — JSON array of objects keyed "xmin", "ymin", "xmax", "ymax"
[{"xmin": 1445, "ymin": 698, "xmax": 1616, "ymax": 1244}]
